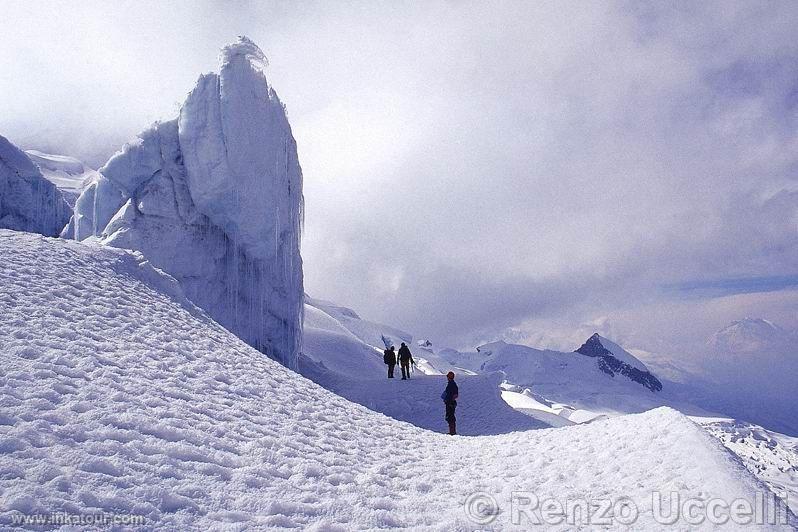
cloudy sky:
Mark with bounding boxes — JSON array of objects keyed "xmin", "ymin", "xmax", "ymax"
[{"xmin": 2, "ymin": 1, "xmax": 797, "ymax": 356}]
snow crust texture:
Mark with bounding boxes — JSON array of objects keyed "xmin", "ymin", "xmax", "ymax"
[
  {"xmin": 63, "ymin": 37, "xmax": 303, "ymax": 369},
  {"xmin": 703, "ymin": 419, "xmax": 798, "ymax": 516},
  {"xmin": 0, "ymin": 231, "xmax": 793, "ymax": 530},
  {"xmin": 0, "ymin": 136, "xmax": 71, "ymax": 237}
]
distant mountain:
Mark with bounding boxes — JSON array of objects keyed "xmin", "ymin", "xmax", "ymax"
[
  {"xmin": 575, "ymin": 333, "xmax": 663, "ymax": 392},
  {"xmin": 693, "ymin": 318, "xmax": 798, "ymax": 436},
  {"xmin": 429, "ymin": 335, "xmax": 688, "ymax": 423},
  {"xmin": 453, "ymin": 335, "xmax": 664, "ymax": 395},
  {"xmin": 707, "ymin": 317, "xmax": 792, "ymax": 355}
]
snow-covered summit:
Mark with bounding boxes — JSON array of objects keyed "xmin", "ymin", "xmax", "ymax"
[
  {"xmin": 444, "ymin": 339, "xmax": 669, "ymax": 406},
  {"xmin": 575, "ymin": 333, "xmax": 662, "ymax": 392},
  {"xmin": 0, "ymin": 135, "xmax": 71, "ymax": 236},
  {"xmin": 696, "ymin": 318, "xmax": 798, "ymax": 435},
  {"xmin": 576, "ymin": 333, "xmax": 648, "ymax": 371},
  {"xmin": 708, "ymin": 318, "xmax": 791, "ymax": 354},
  {"xmin": 62, "ymin": 37, "xmax": 304, "ymax": 369}
]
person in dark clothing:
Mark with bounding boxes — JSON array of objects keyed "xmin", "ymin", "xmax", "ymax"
[
  {"xmin": 383, "ymin": 346, "xmax": 397, "ymax": 378},
  {"xmin": 397, "ymin": 342, "xmax": 415, "ymax": 380},
  {"xmin": 441, "ymin": 371, "xmax": 459, "ymax": 435}
]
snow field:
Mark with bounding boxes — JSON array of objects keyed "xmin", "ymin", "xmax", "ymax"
[
  {"xmin": 302, "ymin": 301, "xmax": 547, "ymax": 436},
  {"xmin": 0, "ymin": 231, "xmax": 793, "ymax": 530}
]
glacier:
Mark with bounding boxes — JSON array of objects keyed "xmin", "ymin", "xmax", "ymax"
[
  {"xmin": 0, "ymin": 135, "xmax": 71, "ymax": 237},
  {"xmin": 63, "ymin": 37, "xmax": 304, "ymax": 369}
]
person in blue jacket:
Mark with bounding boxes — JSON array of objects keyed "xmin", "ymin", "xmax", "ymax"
[{"xmin": 441, "ymin": 371, "xmax": 459, "ymax": 435}]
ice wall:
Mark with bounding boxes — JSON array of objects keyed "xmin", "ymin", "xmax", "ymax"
[
  {"xmin": 0, "ymin": 135, "xmax": 71, "ymax": 237},
  {"xmin": 63, "ymin": 37, "xmax": 304, "ymax": 369}
]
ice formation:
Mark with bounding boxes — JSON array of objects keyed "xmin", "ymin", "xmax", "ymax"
[
  {"xmin": 63, "ymin": 37, "xmax": 304, "ymax": 368},
  {"xmin": 0, "ymin": 135, "xmax": 71, "ymax": 237}
]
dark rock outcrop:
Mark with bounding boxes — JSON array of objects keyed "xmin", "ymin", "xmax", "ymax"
[{"xmin": 575, "ymin": 333, "xmax": 663, "ymax": 392}]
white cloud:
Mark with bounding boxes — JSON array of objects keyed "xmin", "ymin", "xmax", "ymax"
[{"xmin": 2, "ymin": 1, "xmax": 797, "ymax": 352}]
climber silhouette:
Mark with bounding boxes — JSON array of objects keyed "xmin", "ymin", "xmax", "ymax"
[
  {"xmin": 398, "ymin": 343, "xmax": 415, "ymax": 380},
  {"xmin": 383, "ymin": 345, "xmax": 397, "ymax": 378},
  {"xmin": 441, "ymin": 371, "xmax": 459, "ymax": 435}
]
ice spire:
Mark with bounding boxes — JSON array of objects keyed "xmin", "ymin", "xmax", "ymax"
[{"xmin": 64, "ymin": 37, "xmax": 304, "ymax": 369}]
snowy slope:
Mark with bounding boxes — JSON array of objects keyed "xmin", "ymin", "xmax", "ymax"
[
  {"xmin": 499, "ymin": 385, "xmax": 576, "ymax": 428},
  {"xmin": 302, "ymin": 303, "xmax": 386, "ymax": 378},
  {"xmin": 62, "ymin": 37, "xmax": 304, "ymax": 369},
  {"xmin": 300, "ymin": 298, "xmax": 541, "ymax": 434},
  {"xmin": 302, "ymin": 294, "xmax": 798, "ymax": 513},
  {"xmin": 306, "ymin": 296, "xmax": 413, "ymax": 350},
  {"xmin": 0, "ymin": 136, "xmax": 71, "ymax": 237},
  {"xmin": 1, "ymin": 230, "xmax": 793, "ymax": 529},
  {"xmin": 302, "ymin": 298, "xmax": 798, "ymax": 502},
  {"xmin": 24, "ymin": 150, "xmax": 97, "ymax": 207},
  {"xmin": 301, "ymin": 307, "xmax": 724, "ymax": 427},
  {"xmin": 300, "ymin": 358, "xmax": 547, "ymax": 436}
]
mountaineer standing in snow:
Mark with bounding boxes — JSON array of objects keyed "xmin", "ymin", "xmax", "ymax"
[
  {"xmin": 383, "ymin": 345, "xmax": 397, "ymax": 378},
  {"xmin": 398, "ymin": 342, "xmax": 415, "ymax": 380},
  {"xmin": 441, "ymin": 372, "xmax": 459, "ymax": 435}
]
